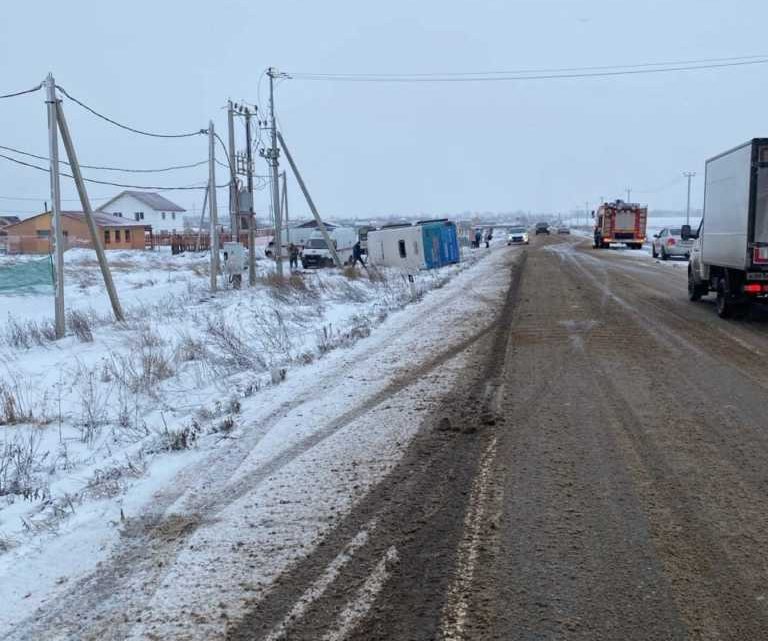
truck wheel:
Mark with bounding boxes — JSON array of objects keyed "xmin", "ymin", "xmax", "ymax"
[
  {"xmin": 660, "ymin": 247, "xmax": 668, "ymax": 261},
  {"xmin": 716, "ymin": 278, "xmax": 733, "ymax": 318},
  {"xmin": 688, "ymin": 269, "xmax": 706, "ymax": 301},
  {"xmin": 652, "ymin": 245, "xmax": 658, "ymax": 258}
]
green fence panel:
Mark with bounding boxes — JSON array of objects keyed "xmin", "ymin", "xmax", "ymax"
[{"xmin": 0, "ymin": 256, "xmax": 54, "ymax": 292}]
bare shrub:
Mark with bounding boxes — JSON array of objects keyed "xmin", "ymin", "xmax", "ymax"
[
  {"xmin": 249, "ymin": 307, "xmax": 293, "ymax": 359},
  {"xmin": 0, "ymin": 430, "xmax": 46, "ymax": 500},
  {"xmin": 205, "ymin": 315, "xmax": 264, "ymax": 372},
  {"xmin": 67, "ymin": 310, "xmax": 93, "ymax": 342},
  {"xmin": 75, "ymin": 366, "xmax": 110, "ymax": 445},
  {"xmin": 104, "ymin": 329, "xmax": 174, "ymax": 396},
  {"xmin": 39, "ymin": 319, "xmax": 57, "ymax": 342},
  {"xmin": 365, "ymin": 266, "xmax": 387, "ymax": 283},
  {"xmin": 175, "ymin": 331, "xmax": 208, "ymax": 363},
  {"xmin": 4, "ymin": 316, "xmax": 30, "ymax": 349},
  {"xmin": 83, "ymin": 455, "xmax": 146, "ymax": 500},
  {"xmin": 343, "ymin": 265, "xmax": 361, "ymax": 280},
  {"xmin": 0, "ymin": 376, "xmax": 34, "ymax": 425},
  {"xmin": 152, "ymin": 422, "xmax": 200, "ymax": 452}
]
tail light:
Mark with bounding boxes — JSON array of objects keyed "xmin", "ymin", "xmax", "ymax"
[
  {"xmin": 667, "ymin": 238, "xmax": 676, "ymax": 246},
  {"xmin": 753, "ymin": 246, "xmax": 768, "ymax": 264},
  {"xmin": 744, "ymin": 283, "xmax": 763, "ymax": 294}
]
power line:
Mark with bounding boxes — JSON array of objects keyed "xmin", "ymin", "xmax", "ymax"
[
  {"xmin": 55, "ymin": 84, "xmax": 206, "ymax": 139},
  {"xmin": 0, "ymin": 83, "xmax": 42, "ymax": 99},
  {"xmin": 289, "ymin": 56, "xmax": 768, "ymax": 82},
  {"xmin": 291, "ymin": 54, "xmax": 768, "ymax": 78},
  {"xmin": 0, "ymin": 144, "xmax": 208, "ymax": 173},
  {"xmin": 0, "ymin": 152, "xmax": 220, "ymax": 190},
  {"xmin": 0, "ymin": 193, "xmax": 110, "ymax": 203}
]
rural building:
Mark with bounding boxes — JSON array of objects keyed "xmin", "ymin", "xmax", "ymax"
[
  {"xmin": 368, "ymin": 220, "xmax": 461, "ymax": 271},
  {"xmin": 0, "ymin": 215, "xmax": 20, "ymax": 229},
  {"xmin": 0, "ymin": 211, "xmax": 147, "ymax": 254},
  {"xmin": 98, "ymin": 191, "xmax": 186, "ymax": 234}
]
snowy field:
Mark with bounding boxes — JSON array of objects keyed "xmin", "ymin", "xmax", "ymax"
[{"xmin": 0, "ymin": 244, "xmax": 489, "ymax": 629}]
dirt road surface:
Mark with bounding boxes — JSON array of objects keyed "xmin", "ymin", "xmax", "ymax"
[{"xmin": 11, "ymin": 235, "xmax": 768, "ymax": 640}]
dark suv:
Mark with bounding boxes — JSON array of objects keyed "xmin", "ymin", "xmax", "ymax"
[{"xmin": 535, "ymin": 222, "xmax": 550, "ymax": 235}]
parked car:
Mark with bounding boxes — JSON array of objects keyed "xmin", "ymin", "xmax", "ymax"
[
  {"xmin": 535, "ymin": 222, "xmax": 550, "ymax": 235},
  {"xmin": 556, "ymin": 226, "xmax": 570, "ymax": 235},
  {"xmin": 507, "ymin": 226, "xmax": 529, "ymax": 245},
  {"xmin": 652, "ymin": 227, "xmax": 692, "ymax": 260}
]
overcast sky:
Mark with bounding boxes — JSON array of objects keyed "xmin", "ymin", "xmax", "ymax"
[{"xmin": 2, "ymin": 0, "xmax": 768, "ymax": 220}]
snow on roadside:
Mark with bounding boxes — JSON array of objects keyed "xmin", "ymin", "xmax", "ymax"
[{"xmin": 0, "ymin": 243, "xmax": 501, "ymax": 636}]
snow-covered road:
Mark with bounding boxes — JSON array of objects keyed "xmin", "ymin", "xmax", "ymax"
[{"xmin": 2, "ymin": 245, "xmax": 519, "ymax": 641}]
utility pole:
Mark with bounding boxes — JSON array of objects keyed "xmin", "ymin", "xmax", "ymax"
[
  {"xmin": 227, "ymin": 101, "xmax": 238, "ymax": 239},
  {"xmin": 278, "ymin": 130, "xmax": 342, "ymax": 268},
  {"xmin": 684, "ymin": 171, "xmax": 696, "ymax": 226},
  {"xmin": 55, "ymin": 96, "xmax": 124, "ymax": 322},
  {"xmin": 281, "ymin": 170, "xmax": 289, "ymax": 244},
  {"xmin": 45, "ymin": 74, "xmax": 65, "ymax": 338},
  {"xmin": 208, "ymin": 121, "xmax": 220, "ymax": 292},
  {"xmin": 244, "ymin": 107, "xmax": 256, "ymax": 285},
  {"xmin": 625, "ymin": 187, "xmax": 632, "ymax": 203},
  {"xmin": 267, "ymin": 68, "xmax": 284, "ymax": 277},
  {"xmin": 197, "ymin": 185, "xmax": 209, "ymax": 251}
]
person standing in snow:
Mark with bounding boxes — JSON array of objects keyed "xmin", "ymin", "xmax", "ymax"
[
  {"xmin": 352, "ymin": 241, "xmax": 366, "ymax": 268},
  {"xmin": 289, "ymin": 243, "xmax": 300, "ymax": 270}
]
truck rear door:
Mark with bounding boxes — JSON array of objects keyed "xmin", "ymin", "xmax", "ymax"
[{"xmin": 753, "ymin": 144, "xmax": 768, "ymax": 262}]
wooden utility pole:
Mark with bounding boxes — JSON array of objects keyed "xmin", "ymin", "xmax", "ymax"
[
  {"xmin": 45, "ymin": 74, "xmax": 65, "ymax": 338},
  {"xmin": 55, "ymin": 97, "xmax": 124, "ymax": 322},
  {"xmin": 208, "ymin": 121, "xmax": 220, "ymax": 291},
  {"xmin": 277, "ymin": 130, "xmax": 342, "ymax": 268}
]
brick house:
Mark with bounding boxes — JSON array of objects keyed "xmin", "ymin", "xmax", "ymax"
[{"xmin": 0, "ymin": 211, "xmax": 148, "ymax": 254}]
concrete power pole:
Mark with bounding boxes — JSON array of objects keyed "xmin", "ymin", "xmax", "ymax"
[
  {"xmin": 55, "ymin": 98, "xmax": 124, "ymax": 322},
  {"xmin": 267, "ymin": 68, "xmax": 284, "ymax": 277},
  {"xmin": 625, "ymin": 187, "xmax": 632, "ymax": 203},
  {"xmin": 45, "ymin": 74, "xmax": 65, "ymax": 338},
  {"xmin": 227, "ymin": 101, "xmax": 238, "ymax": 239},
  {"xmin": 244, "ymin": 107, "xmax": 256, "ymax": 285},
  {"xmin": 277, "ymin": 130, "xmax": 342, "ymax": 268},
  {"xmin": 684, "ymin": 171, "xmax": 696, "ymax": 226},
  {"xmin": 281, "ymin": 171, "xmax": 289, "ymax": 244},
  {"xmin": 208, "ymin": 121, "xmax": 220, "ymax": 292}
]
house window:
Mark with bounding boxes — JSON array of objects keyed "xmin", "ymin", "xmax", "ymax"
[
  {"xmin": 171, "ymin": 212, "xmax": 176, "ymax": 220},
  {"xmin": 398, "ymin": 239, "xmax": 407, "ymax": 258},
  {"xmin": 134, "ymin": 212, "xmax": 144, "ymax": 221},
  {"xmin": 114, "ymin": 229, "xmax": 121, "ymax": 242},
  {"xmin": 161, "ymin": 212, "xmax": 166, "ymax": 220},
  {"xmin": 104, "ymin": 230, "xmax": 111, "ymax": 244},
  {"xmin": 125, "ymin": 229, "xmax": 131, "ymax": 242},
  {"xmin": 36, "ymin": 230, "xmax": 51, "ymax": 238},
  {"xmin": 113, "ymin": 212, "xmax": 123, "ymax": 218}
]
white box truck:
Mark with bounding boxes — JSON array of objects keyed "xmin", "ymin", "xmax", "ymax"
[{"xmin": 685, "ymin": 138, "xmax": 768, "ymax": 317}]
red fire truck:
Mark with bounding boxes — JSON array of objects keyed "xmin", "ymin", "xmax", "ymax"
[{"xmin": 592, "ymin": 200, "xmax": 648, "ymax": 250}]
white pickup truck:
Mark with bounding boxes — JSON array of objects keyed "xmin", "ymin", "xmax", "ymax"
[{"xmin": 685, "ymin": 138, "xmax": 768, "ymax": 318}]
